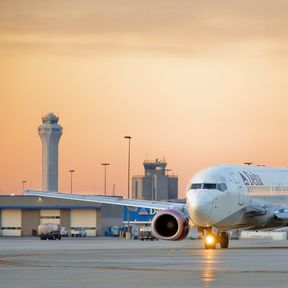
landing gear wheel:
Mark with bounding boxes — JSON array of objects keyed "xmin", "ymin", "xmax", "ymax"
[{"xmin": 219, "ymin": 232, "xmax": 229, "ymax": 248}]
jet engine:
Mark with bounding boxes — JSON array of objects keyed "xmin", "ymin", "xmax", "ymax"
[{"xmin": 151, "ymin": 209, "xmax": 189, "ymax": 241}]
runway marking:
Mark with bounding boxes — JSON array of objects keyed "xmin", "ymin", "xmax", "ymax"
[
  {"xmin": 0, "ymin": 260, "xmax": 29, "ymax": 267},
  {"xmin": 1, "ymin": 257, "xmax": 288, "ymax": 275}
]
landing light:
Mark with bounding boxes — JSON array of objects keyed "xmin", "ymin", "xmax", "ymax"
[{"xmin": 206, "ymin": 235, "xmax": 215, "ymax": 245}]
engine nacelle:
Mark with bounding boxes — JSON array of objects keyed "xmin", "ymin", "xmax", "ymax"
[{"xmin": 151, "ymin": 209, "xmax": 189, "ymax": 241}]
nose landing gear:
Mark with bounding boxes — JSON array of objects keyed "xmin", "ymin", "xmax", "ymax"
[{"xmin": 201, "ymin": 227, "xmax": 230, "ymax": 249}]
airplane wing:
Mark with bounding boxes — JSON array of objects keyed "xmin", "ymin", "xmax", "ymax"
[{"xmin": 25, "ymin": 190, "xmax": 186, "ymax": 211}]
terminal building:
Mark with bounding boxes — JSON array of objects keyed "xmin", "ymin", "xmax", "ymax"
[
  {"xmin": 132, "ymin": 159, "xmax": 178, "ymax": 201},
  {"xmin": 0, "ymin": 195, "xmax": 123, "ymax": 237}
]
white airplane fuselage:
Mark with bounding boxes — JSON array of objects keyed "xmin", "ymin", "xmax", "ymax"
[{"xmin": 186, "ymin": 164, "xmax": 288, "ymax": 231}]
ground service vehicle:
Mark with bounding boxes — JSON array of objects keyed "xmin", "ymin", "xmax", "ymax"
[
  {"xmin": 60, "ymin": 226, "xmax": 68, "ymax": 237},
  {"xmin": 71, "ymin": 228, "xmax": 86, "ymax": 237},
  {"xmin": 38, "ymin": 223, "xmax": 61, "ymax": 240},
  {"xmin": 139, "ymin": 226, "xmax": 157, "ymax": 241}
]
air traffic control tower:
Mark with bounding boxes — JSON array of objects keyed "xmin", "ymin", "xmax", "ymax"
[
  {"xmin": 38, "ymin": 113, "xmax": 62, "ymax": 192},
  {"xmin": 132, "ymin": 159, "xmax": 178, "ymax": 201}
]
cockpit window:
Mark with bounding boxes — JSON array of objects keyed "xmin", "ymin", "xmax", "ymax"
[
  {"xmin": 190, "ymin": 183, "xmax": 202, "ymax": 189},
  {"xmin": 204, "ymin": 183, "xmax": 228, "ymax": 191},
  {"xmin": 190, "ymin": 182, "xmax": 227, "ymax": 192},
  {"xmin": 217, "ymin": 183, "xmax": 227, "ymax": 192},
  {"xmin": 203, "ymin": 183, "xmax": 217, "ymax": 189}
]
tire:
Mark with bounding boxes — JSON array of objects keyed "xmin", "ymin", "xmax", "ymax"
[{"xmin": 220, "ymin": 232, "xmax": 229, "ymax": 248}]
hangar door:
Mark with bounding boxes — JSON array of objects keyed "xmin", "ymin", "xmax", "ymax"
[
  {"xmin": 40, "ymin": 210, "xmax": 60, "ymax": 224},
  {"xmin": 1, "ymin": 209, "xmax": 21, "ymax": 236},
  {"xmin": 70, "ymin": 209, "xmax": 97, "ymax": 236}
]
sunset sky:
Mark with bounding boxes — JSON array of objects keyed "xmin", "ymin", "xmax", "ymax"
[{"xmin": 1, "ymin": 0, "xmax": 288, "ymax": 198}]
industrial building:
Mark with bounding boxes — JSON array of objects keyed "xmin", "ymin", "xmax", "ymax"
[
  {"xmin": 132, "ymin": 159, "xmax": 178, "ymax": 201},
  {"xmin": 0, "ymin": 195, "xmax": 123, "ymax": 237}
]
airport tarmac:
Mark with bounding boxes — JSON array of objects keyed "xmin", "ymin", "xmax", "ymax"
[{"xmin": 0, "ymin": 237, "xmax": 288, "ymax": 288}]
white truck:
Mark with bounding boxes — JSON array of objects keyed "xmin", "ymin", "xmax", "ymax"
[
  {"xmin": 38, "ymin": 223, "xmax": 62, "ymax": 240},
  {"xmin": 71, "ymin": 228, "xmax": 86, "ymax": 237},
  {"xmin": 139, "ymin": 226, "xmax": 157, "ymax": 241}
]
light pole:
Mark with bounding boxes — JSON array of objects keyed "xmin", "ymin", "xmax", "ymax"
[
  {"xmin": 69, "ymin": 169, "xmax": 75, "ymax": 194},
  {"xmin": 112, "ymin": 184, "xmax": 116, "ymax": 196},
  {"xmin": 22, "ymin": 180, "xmax": 27, "ymax": 194},
  {"xmin": 124, "ymin": 136, "xmax": 132, "ymax": 237},
  {"xmin": 101, "ymin": 163, "xmax": 110, "ymax": 196}
]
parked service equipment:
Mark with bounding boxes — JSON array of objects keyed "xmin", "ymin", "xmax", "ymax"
[
  {"xmin": 139, "ymin": 226, "xmax": 157, "ymax": 241},
  {"xmin": 38, "ymin": 223, "xmax": 61, "ymax": 240},
  {"xmin": 71, "ymin": 228, "xmax": 86, "ymax": 237},
  {"xmin": 60, "ymin": 226, "xmax": 68, "ymax": 237}
]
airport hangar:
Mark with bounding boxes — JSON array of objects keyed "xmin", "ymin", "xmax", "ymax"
[{"xmin": 0, "ymin": 195, "xmax": 123, "ymax": 237}]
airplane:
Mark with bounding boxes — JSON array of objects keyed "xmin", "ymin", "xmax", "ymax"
[{"xmin": 26, "ymin": 163, "xmax": 288, "ymax": 249}]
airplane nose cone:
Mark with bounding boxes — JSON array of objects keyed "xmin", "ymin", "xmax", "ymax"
[{"xmin": 188, "ymin": 191, "xmax": 214, "ymax": 226}]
